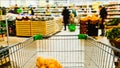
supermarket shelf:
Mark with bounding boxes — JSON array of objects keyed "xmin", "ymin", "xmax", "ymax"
[
  {"xmin": 76, "ymin": 5, "xmax": 92, "ymax": 7},
  {"xmin": 16, "ymin": 18, "xmax": 63, "ymax": 37},
  {"xmin": 78, "ymin": 13, "xmax": 98, "ymax": 15},
  {"xmin": 77, "ymin": 10, "xmax": 96, "ymax": 12},
  {"xmin": 23, "ymin": 11, "xmax": 62, "ymax": 13},
  {"xmin": 107, "ymin": 17, "xmax": 120, "ymax": 19},
  {"xmin": 107, "ymin": 9, "xmax": 120, "ymax": 11},
  {"xmin": 105, "ymin": 3, "xmax": 120, "ymax": 20},
  {"xmin": 104, "ymin": 3, "xmax": 120, "ymax": 6},
  {"xmin": 78, "ymin": 13, "xmax": 87, "ymax": 15},
  {"xmin": 108, "ymin": 12, "xmax": 120, "ymax": 15},
  {"xmin": 105, "ymin": 25, "xmax": 120, "ymax": 29}
]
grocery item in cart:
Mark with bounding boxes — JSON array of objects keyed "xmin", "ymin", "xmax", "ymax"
[{"xmin": 36, "ymin": 56, "xmax": 62, "ymax": 68}]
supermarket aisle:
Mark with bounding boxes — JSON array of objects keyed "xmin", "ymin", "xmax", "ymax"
[
  {"xmin": 0, "ymin": 25, "xmax": 112, "ymax": 68},
  {"xmin": 0, "ymin": 25, "xmax": 110, "ymax": 46},
  {"xmin": 56, "ymin": 26, "xmax": 110, "ymax": 45},
  {"xmin": 0, "ymin": 26, "xmax": 80, "ymax": 46},
  {"xmin": 56, "ymin": 26, "xmax": 80, "ymax": 35}
]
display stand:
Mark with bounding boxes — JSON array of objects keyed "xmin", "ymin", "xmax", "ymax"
[
  {"xmin": 80, "ymin": 20, "xmax": 88, "ymax": 34},
  {"xmin": 87, "ymin": 20, "xmax": 98, "ymax": 36},
  {"xmin": 16, "ymin": 18, "xmax": 63, "ymax": 37},
  {"xmin": 80, "ymin": 19, "xmax": 99, "ymax": 36}
]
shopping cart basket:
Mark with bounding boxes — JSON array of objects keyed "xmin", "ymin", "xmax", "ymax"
[
  {"xmin": 85, "ymin": 36, "xmax": 120, "ymax": 68},
  {"xmin": 0, "ymin": 37, "xmax": 37, "ymax": 68},
  {"xmin": 0, "ymin": 35, "xmax": 85, "ymax": 68},
  {"xmin": 0, "ymin": 34, "xmax": 120, "ymax": 68}
]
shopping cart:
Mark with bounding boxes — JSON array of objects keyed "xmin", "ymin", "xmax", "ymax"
[
  {"xmin": 85, "ymin": 36, "xmax": 120, "ymax": 68},
  {"xmin": 0, "ymin": 34, "xmax": 120, "ymax": 68},
  {"xmin": 0, "ymin": 37, "xmax": 37, "ymax": 68}
]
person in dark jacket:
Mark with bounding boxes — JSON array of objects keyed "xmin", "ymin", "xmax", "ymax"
[
  {"xmin": 62, "ymin": 7, "xmax": 70, "ymax": 31},
  {"xmin": 13, "ymin": 4, "xmax": 19, "ymax": 14},
  {"xmin": 99, "ymin": 5, "xmax": 107, "ymax": 36}
]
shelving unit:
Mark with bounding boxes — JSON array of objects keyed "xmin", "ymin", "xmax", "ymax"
[
  {"xmin": 16, "ymin": 21, "xmax": 31, "ymax": 36},
  {"xmin": 22, "ymin": 7, "xmax": 62, "ymax": 16},
  {"xmin": 21, "ymin": 3, "xmax": 99, "ymax": 18},
  {"xmin": 30, "ymin": 20, "xmax": 56, "ymax": 37},
  {"xmin": 104, "ymin": 3, "xmax": 120, "ymax": 20},
  {"xmin": 76, "ymin": 5, "xmax": 98, "ymax": 18},
  {"xmin": 16, "ymin": 18, "xmax": 63, "ymax": 37},
  {"xmin": 53, "ymin": 0, "xmax": 68, "ymax": 6},
  {"xmin": 104, "ymin": 2, "xmax": 120, "ymax": 29}
]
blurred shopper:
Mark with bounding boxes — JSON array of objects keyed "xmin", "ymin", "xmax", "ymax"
[
  {"xmin": 13, "ymin": 4, "xmax": 19, "ymax": 14},
  {"xmin": 62, "ymin": 7, "xmax": 70, "ymax": 31},
  {"xmin": 8, "ymin": 6, "xmax": 14, "ymax": 13},
  {"xmin": 72, "ymin": 6, "xmax": 77, "ymax": 17},
  {"xmin": 1, "ymin": 7, "xmax": 6, "ymax": 15},
  {"xmin": 99, "ymin": 5, "xmax": 107, "ymax": 36},
  {"xmin": 28, "ymin": 7, "xmax": 34, "ymax": 15}
]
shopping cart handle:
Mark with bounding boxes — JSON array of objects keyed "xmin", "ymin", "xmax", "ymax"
[
  {"xmin": 33, "ymin": 34, "xmax": 43, "ymax": 40},
  {"xmin": 78, "ymin": 34, "xmax": 87, "ymax": 39}
]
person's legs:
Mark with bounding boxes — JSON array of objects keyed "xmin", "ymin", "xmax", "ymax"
[
  {"xmin": 63, "ymin": 17, "xmax": 66, "ymax": 30},
  {"xmin": 99, "ymin": 18, "xmax": 105, "ymax": 36},
  {"xmin": 64, "ymin": 23, "xmax": 67, "ymax": 30},
  {"xmin": 101, "ymin": 28, "xmax": 105, "ymax": 36},
  {"xmin": 63, "ymin": 18, "xmax": 69, "ymax": 31}
]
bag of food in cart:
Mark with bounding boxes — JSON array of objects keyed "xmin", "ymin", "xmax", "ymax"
[{"xmin": 36, "ymin": 56, "xmax": 62, "ymax": 68}]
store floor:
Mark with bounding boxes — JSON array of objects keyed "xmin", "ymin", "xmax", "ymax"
[
  {"xmin": 56, "ymin": 26, "xmax": 110, "ymax": 45},
  {"xmin": 0, "ymin": 26, "xmax": 111, "ymax": 68},
  {"xmin": 0, "ymin": 36, "xmax": 28, "ymax": 46},
  {"xmin": 0, "ymin": 26, "xmax": 110, "ymax": 46}
]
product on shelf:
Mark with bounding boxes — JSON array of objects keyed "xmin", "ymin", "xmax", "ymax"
[
  {"xmin": 105, "ymin": 2, "xmax": 120, "ymax": 21},
  {"xmin": 106, "ymin": 18, "xmax": 120, "ymax": 26},
  {"xmin": 16, "ymin": 14, "xmax": 54, "ymax": 21},
  {"xmin": 16, "ymin": 15, "xmax": 23, "ymax": 21},
  {"xmin": 80, "ymin": 17, "xmax": 88, "ymax": 22},
  {"xmin": 36, "ymin": 56, "xmax": 62, "ymax": 68},
  {"xmin": 105, "ymin": 27, "xmax": 120, "ymax": 40},
  {"xmin": 80, "ymin": 14, "xmax": 99, "ymax": 35},
  {"xmin": 0, "ymin": 46, "xmax": 10, "ymax": 66},
  {"xmin": 80, "ymin": 14, "xmax": 99, "ymax": 24},
  {"xmin": 105, "ymin": 26, "xmax": 120, "ymax": 68},
  {"xmin": 89, "ymin": 15, "xmax": 99, "ymax": 24}
]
